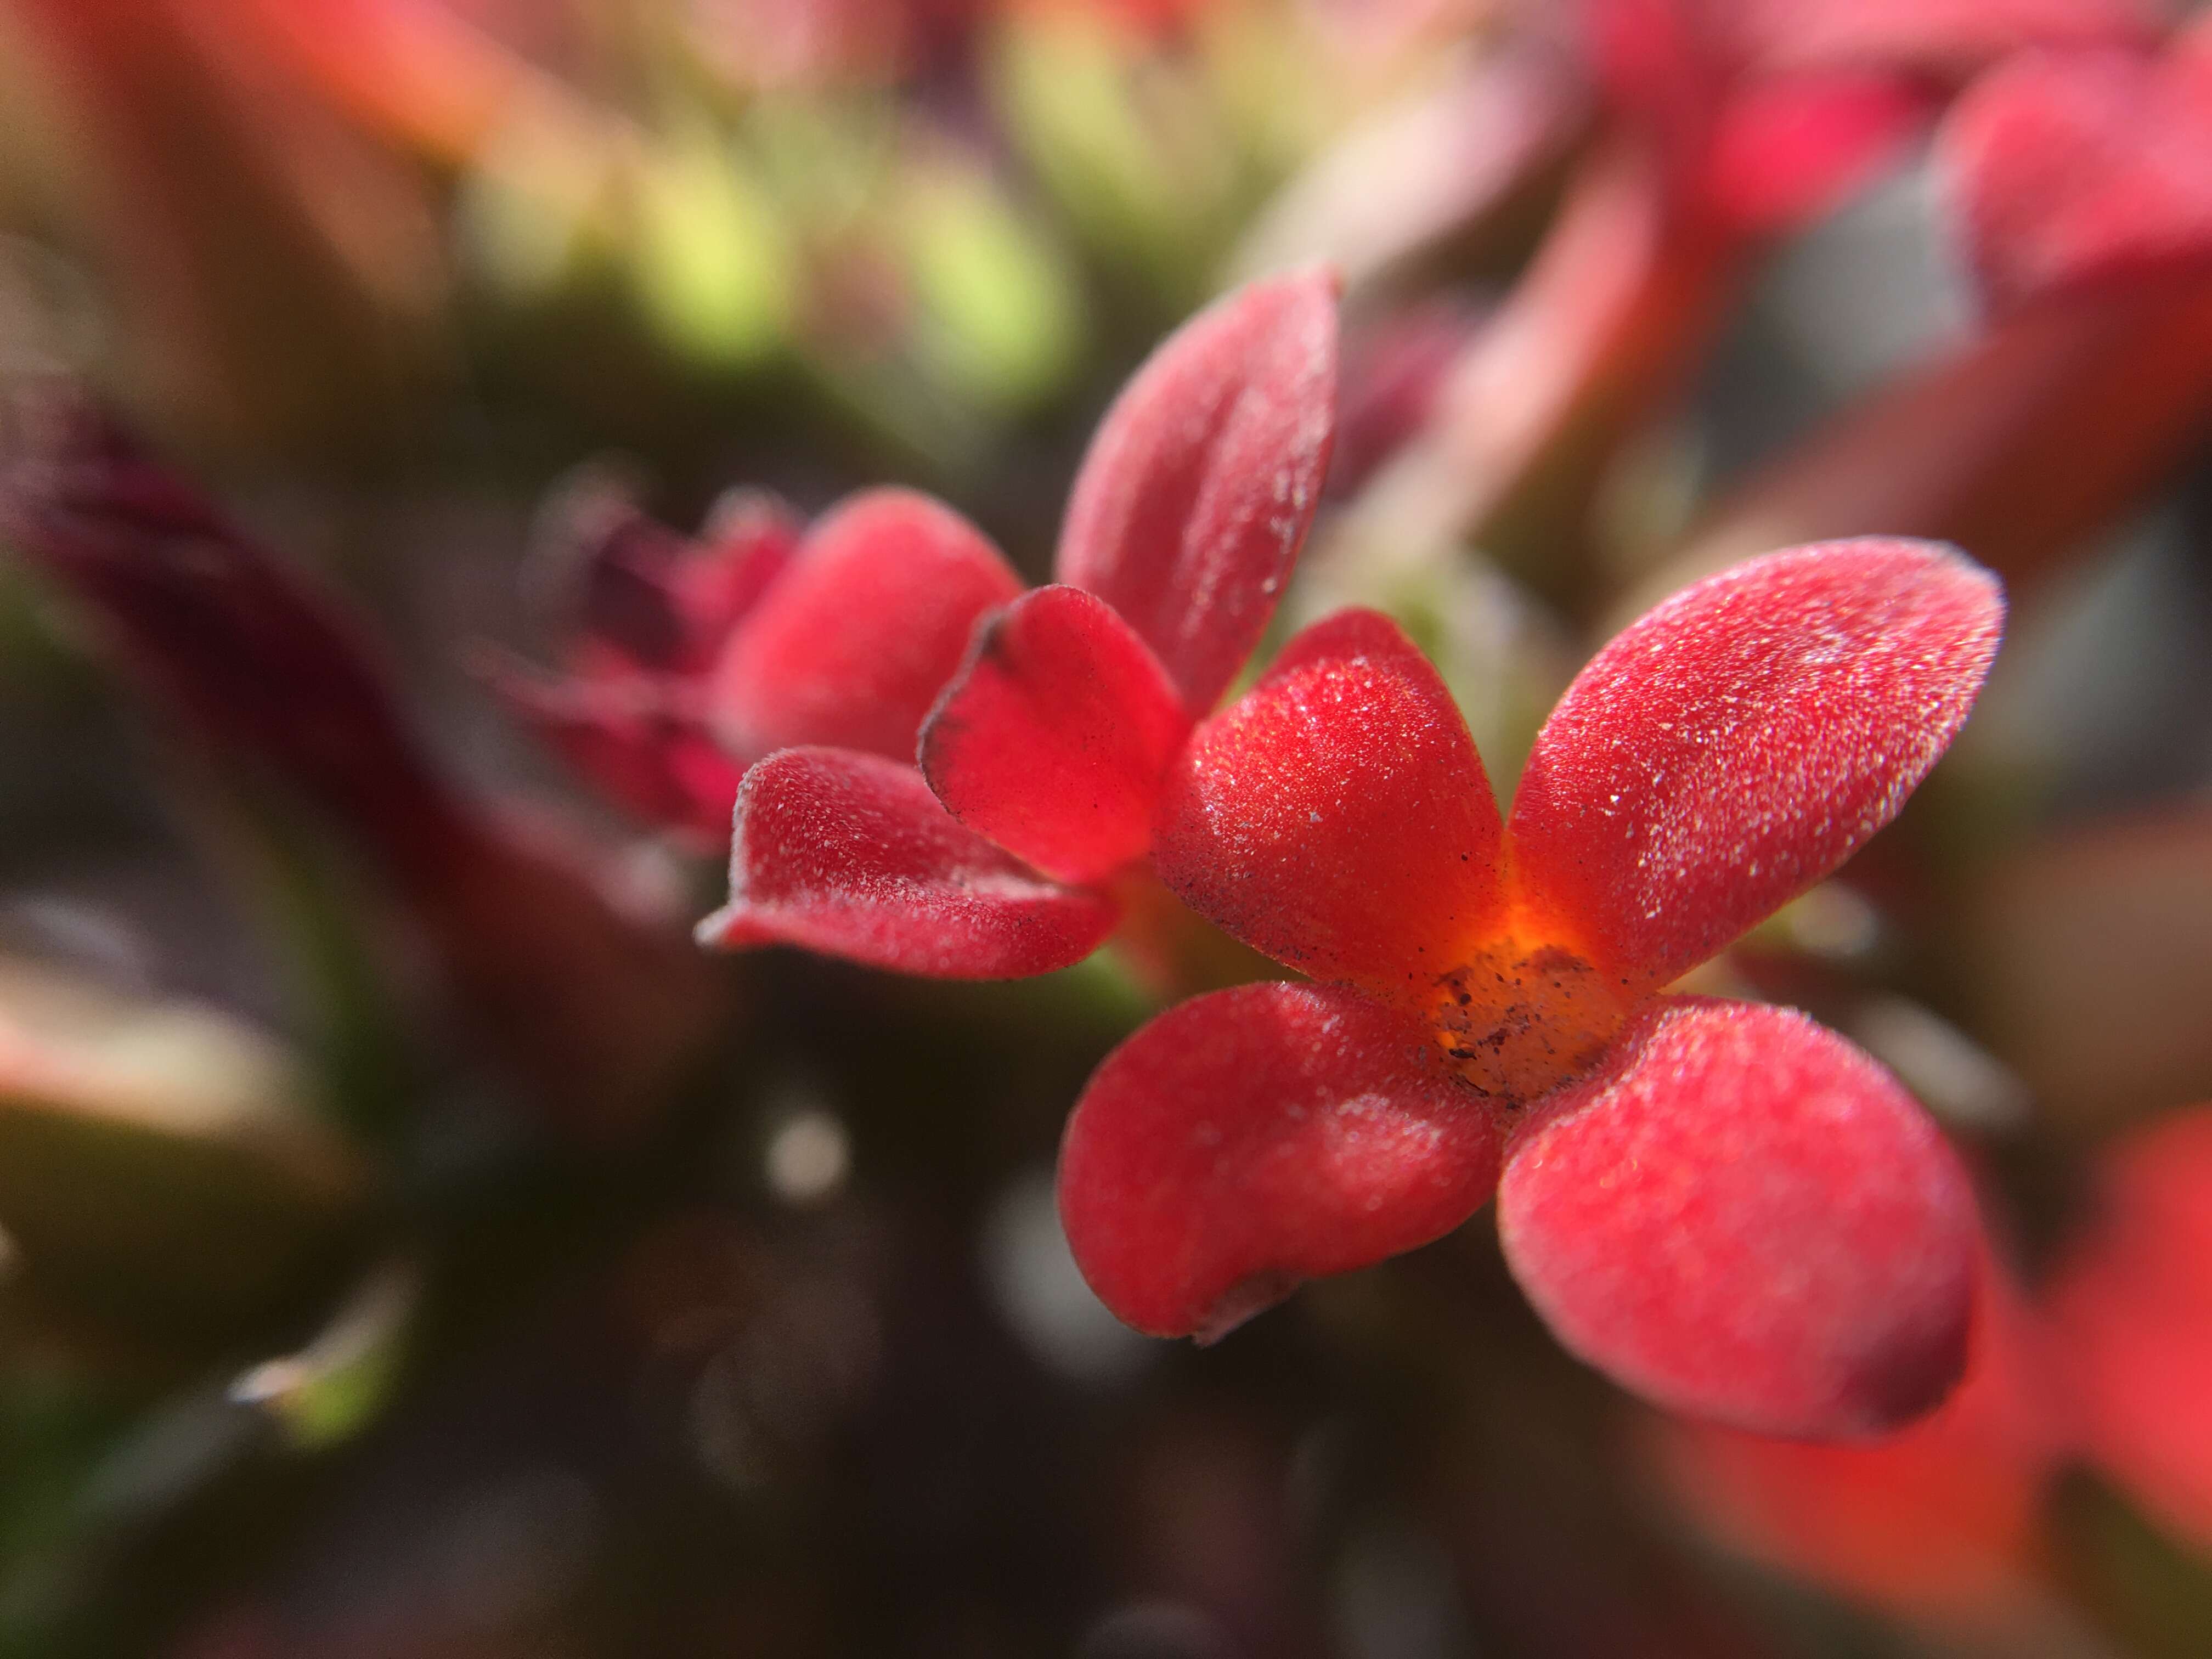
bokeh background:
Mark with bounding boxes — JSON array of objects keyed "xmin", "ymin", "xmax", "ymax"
[{"xmin": 2, "ymin": 1, "xmax": 2212, "ymax": 1655}]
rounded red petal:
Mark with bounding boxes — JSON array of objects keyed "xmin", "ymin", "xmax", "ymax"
[
  {"xmin": 1054, "ymin": 268, "xmax": 1339, "ymax": 715},
  {"xmin": 1058, "ymin": 982, "xmax": 1505, "ymax": 1341},
  {"xmin": 919, "ymin": 586, "xmax": 1191, "ymax": 885},
  {"xmin": 708, "ymin": 489, "xmax": 1022, "ymax": 764},
  {"xmin": 1939, "ymin": 30, "xmax": 2212, "ymax": 315},
  {"xmin": 697, "ymin": 748, "xmax": 1116, "ymax": 979},
  {"xmin": 1508, "ymin": 539, "xmax": 2002, "ymax": 992},
  {"xmin": 2047, "ymin": 1105, "xmax": 2212, "ymax": 1552},
  {"xmin": 1153, "ymin": 610, "xmax": 1507, "ymax": 998},
  {"xmin": 1498, "ymin": 997, "xmax": 1978, "ymax": 1438},
  {"xmin": 1649, "ymin": 1246, "xmax": 2063, "ymax": 1620}
]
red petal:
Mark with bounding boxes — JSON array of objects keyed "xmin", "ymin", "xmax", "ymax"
[
  {"xmin": 1325, "ymin": 298, "xmax": 1488, "ymax": 498},
  {"xmin": 1508, "ymin": 539, "xmax": 2002, "ymax": 992},
  {"xmin": 1701, "ymin": 70, "xmax": 1931, "ymax": 234},
  {"xmin": 697, "ymin": 748, "xmax": 1116, "ymax": 979},
  {"xmin": 1728, "ymin": 0, "xmax": 2161, "ymax": 78},
  {"xmin": 1058, "ymin": 982, "xmax": 1505, "ymax": 1341},
  {"xmin": 1054, "ymin": 269, "xmax": 1339, "ymax": 714},
  {"xmin": 686, "ymin": 486, "xmax": 805, "ymax": 643},
  {"xmin": 1153, "ymin": 610, "xmax": 1508, "ymax": 998},
  {"xmin": 1498, "ymin": 998, "xmax": 1979, "ymax": 1438},
  {"xmin": 2048, "ymin": 1105, "xmax": 2212, "ymax": 1551},
  {"xmin": 482, "ymin": 653, "xmax": 741, "ymax": 847},
  {"xmin": 919, "ymin": 585, "xmax": 1190, "ymax": 885},
  {"xmin": 1649, "ymin": 1250, "xmax": 2062, "ymax": 1619},
  {"xmin": 708, "ymin": 489, "xmax": 1022, "ymax": 764},
  {"xmin": 1940, "ymin": 32, "xmax": 2212, "ymax": 315}
]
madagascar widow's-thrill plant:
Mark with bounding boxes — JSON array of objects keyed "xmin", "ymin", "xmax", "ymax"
[
  {"xmin": 1056, "ymin": 539, "xmax": 2005, "ymax": 1438},
  {"xmin": 697, "ymin": 267, "xmax": 1340, "ymax": 984}
]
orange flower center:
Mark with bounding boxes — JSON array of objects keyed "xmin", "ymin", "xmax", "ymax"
[{"xmin": 1427, "ymin": 932, "xmax": 1635, "ymax": 1107}]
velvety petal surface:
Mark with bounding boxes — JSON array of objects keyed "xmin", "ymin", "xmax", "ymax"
[
  {"xmin": 1508, "ymin": 539, "xmax": 2002, "ymax": 992},
  {"xmin": 1940, "ymin": 30, "xmax": 2212, "ymax": 315},
  {"xmin": 698, "ymin": 748, "xmax": 1116, "ymax": 979},
  {"xmin": 1054, "ymin": 269, "xmax": 1339, "ymax": 714},
  {"xmin": 1058, "ymin": 982, "xmax": 1505, "ymax": 1342},
  {"xmin": 1498, "ymin": 998, "xmax": 1979, "ymax": 1438},
  {"xmin": 709, "ymin": 489, "xmax": 1022, "ymax": 763},
  {"xmin": 2047, "ymin": 1105, "xmax": 2212, "ymax": 1551},
  {"xmin": 919, "ymin": 585, "xmax": 1190, "ymax": 885},
  {"xmin": 1154, "ymin": 610, "xmax": 1507, "ymax": 997}
]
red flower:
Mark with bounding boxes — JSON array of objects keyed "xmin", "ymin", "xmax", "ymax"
[
  {"xmin": 493, "ymin": 477, "xmax": 1025, "ymax": 851},
  {"xmin": 697, "ymin": 268, "xmax": 1341, "ymax": 980},
  {"xmin": 1059, "ymin": 539, "xmax": 2005, "ymax": 1437}
]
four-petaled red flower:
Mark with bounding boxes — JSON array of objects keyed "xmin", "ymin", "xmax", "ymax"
[
  {"xmin": 1058, "ymin": 538, "xmax": 2005, "ymax": 1438},
  {"xmin": 695, "ymin": 268, "xmax": 1341, "ymax": 980}
]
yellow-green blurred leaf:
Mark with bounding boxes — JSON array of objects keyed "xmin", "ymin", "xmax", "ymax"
[
  {"xmin": 627, "ymin": 128, "xmax": 795, "ymax": 369},
  {"xmin": 231, "ymin": 1259, "xmax": 416, "ymax": 1450},
  {"xmin": 990, "ymin": 14, "xmax": 1234, "ymax": 307},
  {"xmin": 899, "ymin": 153, "xmax": 1084, "ymax": 413}
]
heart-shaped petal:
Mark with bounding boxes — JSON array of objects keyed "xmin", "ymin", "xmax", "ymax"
[
  {"xmin": 709, "ymin": 489, "xmax": 1022, "ymax": 764},
  {"xmin": 1508, "ymin": 539, "xmax": 2002, "ymax": 993},
  {"xmin": 1054, "ymin": 268, "xmax": 1339, "ymax": 714},
  {"xmin": 1059, "ymin": 981, "xmax": 1505, "ymax": 1342},
  {"xmin": 1498, "ymin": 997, "xmax": 1978, "ymax": 1437},
  {"xmin": 699, "ymin": 748, "xmax": 1116, "ymax": 979},
  {"xmin": 920, "ymin": 585, "xmax": 1191, "ymax": 885}
]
